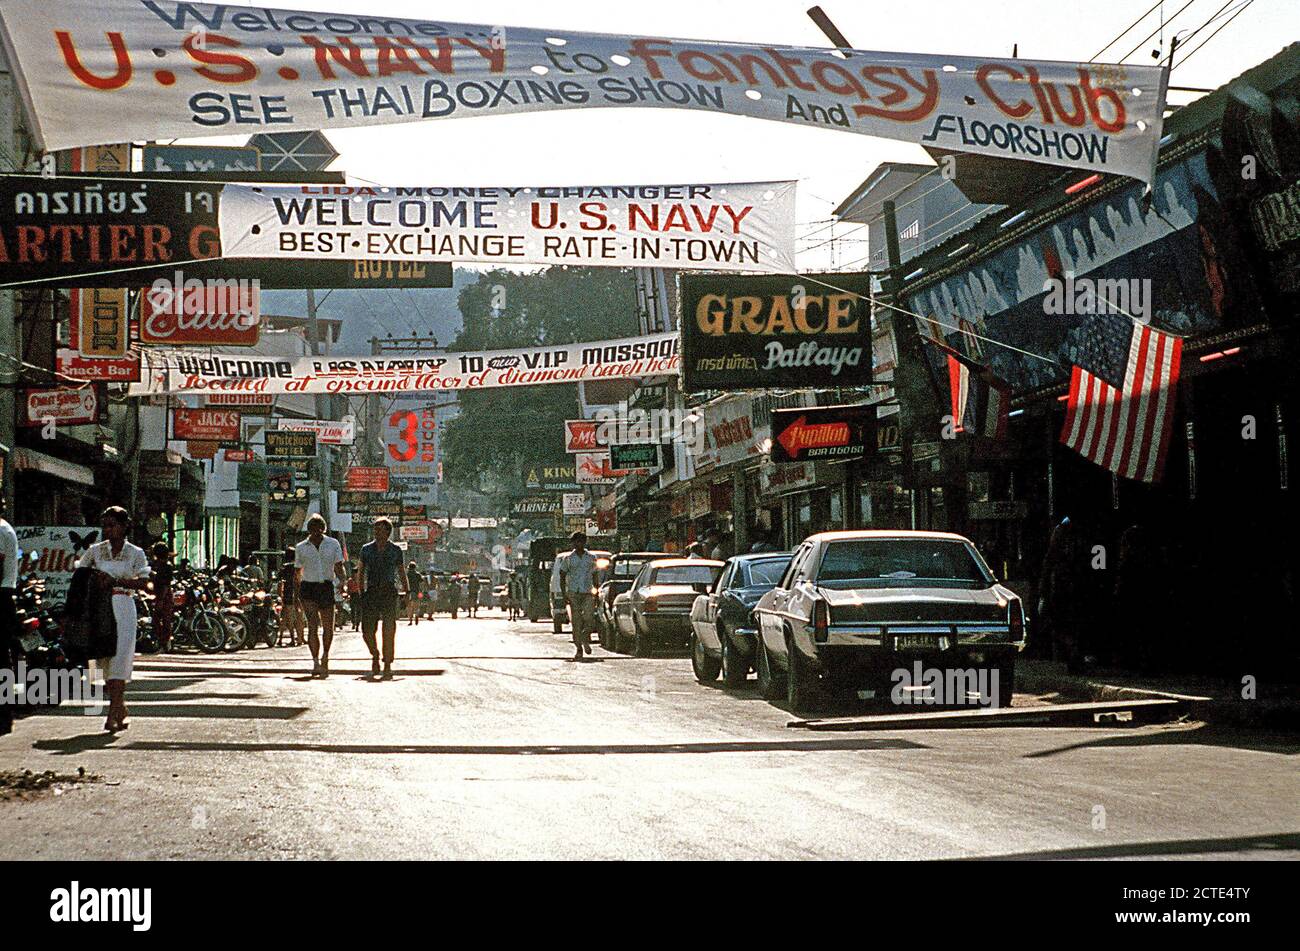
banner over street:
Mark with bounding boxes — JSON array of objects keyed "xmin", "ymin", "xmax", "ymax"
[
  {"xmin": 220, "ymin": 181, "xmax": 798, "ymax": 271},
  {"xmin": 0, "ymin": 1, "xmax": 1166, "ymax": 182},
  {"xmin": 129, "ymin": 331, "xmax": 680, "ymax": 396}
]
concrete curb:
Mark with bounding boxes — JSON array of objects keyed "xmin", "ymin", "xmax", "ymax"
[{"xmin": 1018, "ymin": 660, "xmax": 1300, "ymax": 731}]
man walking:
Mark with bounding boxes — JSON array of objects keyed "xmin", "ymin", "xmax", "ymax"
[
  {"xmin": 294, "ymin": 514, "xmax": 348, "ymax": 678},
  {"xmin": 555, "ymin": 532, "xmax": 600, "ymax": 662},
  {"xmin": 358, "ymin": 518, "xmax": 408, "ymax": 679},
  {"xmin": 466, "ymin": 574, "xmax": 481, "ymax": 618}
]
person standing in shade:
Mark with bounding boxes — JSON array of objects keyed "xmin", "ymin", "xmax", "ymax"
[
  {"xmin": 149, "ymin": 542, "xmax": 176, "ymax": 652},
  {"xmin": 405, "ymin": 561, "xmax": 424, "ymax": 626},
  {"xmin": 446, "ymin": 574, "xmax": 461, "ymax": 619},
  {"xmin": 466, "ymin": 574, "xmax": 481, "ymax": 618},
  {"xmin": 358, "ymin": 519, "xmax": 408, "ymax": 679},
  {"xmin": 294, "ymin": 514, "xmax": 347, "ymax": 678},
  {"xmin": 556, "ymin": 532, "xmax": 600, "ymax": 662},
  {"xmin": 77, "ymin": 507, "xmax": 151, "ymax": 732},
  {"xmin": 0, "ymin": 499, "xmax": 17, "ymax": 737}
]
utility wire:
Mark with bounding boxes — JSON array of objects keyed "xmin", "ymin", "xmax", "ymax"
[{"xmin": 1091, "ymin": 0, "xmax": 1167, "ymax": 60}]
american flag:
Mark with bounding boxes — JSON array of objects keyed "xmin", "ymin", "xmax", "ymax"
[
  {"xmin": 929, "ymin": 340, "xmax": 1011, "ymax": 440},
  {"xmin": 1060, "ymin": 316, "xmax": 1183, "ymax": 483}
]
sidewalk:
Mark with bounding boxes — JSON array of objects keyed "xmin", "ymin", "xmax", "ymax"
[{"xmin": 1018, "ymin": 658, "xmax": 1300, "ymax": 730}]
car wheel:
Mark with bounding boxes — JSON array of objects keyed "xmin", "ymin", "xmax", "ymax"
[
  {"xmin": 993, "ymin": 662, "xmax": 1015, "ymax": 709},
  {"xmin": 786, "ymin": 634, "xmax": 821, "ymax": 715},
  {"xmin": 690, "ymin": 632, "xmax": 721, "ymax": 683},
  {"xmin": 755, "ymin": 634, "xmax": 786, "ymax": 701},
  {"xmin": 720, "ymin": 628, "xmax": 748, "ymax": 686},
  {"xmin": 634, "ymin": 619, "xmax": 652, "ymax": 658}
]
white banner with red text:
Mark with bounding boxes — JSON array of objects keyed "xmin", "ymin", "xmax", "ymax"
[
  {"xmin": 218, "ymin": 181, "xmax": 797, "ymax": 272},
  {"xmin": 128, "ymin": 331, "xmax": 679, "ymax": 396},
  {"xmin": 0, "ymin": 1, "xmax": 1165, "ymax": 182}
]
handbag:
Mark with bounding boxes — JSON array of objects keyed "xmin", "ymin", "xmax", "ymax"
[{"xmin": 62, "ymin": 567, "xmax": 117, "ymax": 665}]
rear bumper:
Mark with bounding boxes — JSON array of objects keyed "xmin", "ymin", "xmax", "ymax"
[
  {"xmin": 640, "ymin": 612, "xmax": 692, "ymax": 642},
  {"xmin": 800, "ymin": 624, "xmax": 1023, "ymax": 678}
]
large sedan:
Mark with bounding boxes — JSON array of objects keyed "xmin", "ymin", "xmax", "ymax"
[
  {"xmin": 596, "ymin": 552, "xmax": 663, "ymax": 649},
  {"xmin": 616, "ymin": 558, "xmax": 723, "ymax": 657},
  {"xmin": 753, "ymin": 531, "xmax": 1026, "ymax": 714},
  {"xmin": 689, "ymin": 552, "xmax": 792, "ymax": 685}
]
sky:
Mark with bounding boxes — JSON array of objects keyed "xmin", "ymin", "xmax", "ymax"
[{"xmin": 199, "ymin": 0, "xmax": 1297, "ymax": 327}]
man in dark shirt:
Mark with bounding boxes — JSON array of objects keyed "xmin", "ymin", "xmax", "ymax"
[{"xmin": 358, "ymin": 518, "xmax": 408, "ymax": 679}]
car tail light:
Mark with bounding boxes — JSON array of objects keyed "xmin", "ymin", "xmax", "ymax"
[
  {"xmin": 1009, "ymin": 602, "xmax": 1025, "ymax": 644},
  {"xmin": 813, "ymin": 599, "xmax": 830, "ymax": 643},
  {"xmin": 22, "ymin": 617, "xmax": 40, "ymax": 631}
]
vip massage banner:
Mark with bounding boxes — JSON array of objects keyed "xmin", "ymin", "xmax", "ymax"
[
  {"xmin": 219, "ymin": 181, "xmax": 797, "ymax": 271},
  {"xmin": 0, "ymin": 1, "xmax": 1165, "ymax": 182},
  {"xmin": 130, "ymin": 331, "xmax": 680, "ymax": 396}
]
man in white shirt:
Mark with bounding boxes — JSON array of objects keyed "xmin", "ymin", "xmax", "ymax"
[
  {"xmin": 0, "ymin": 499, "xmax": 16, "ymax": 736},
  {"xmin": 294, "ymin": 513, "xmax": 348, "ymax": 678},
  {"xmin": 556, "ymin": 532, "xmax": 600, "ymax": 662}
]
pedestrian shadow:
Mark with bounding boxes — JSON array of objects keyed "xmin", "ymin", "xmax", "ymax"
[
  {"xmin": 111, "ymin": 736, "xmax": 926, "ymax": 755},
  {"xmin": 133, "ymin": 664, "xmax": 446, "ymax": 678},
  {"xmin": 1023, "ymin": 722, "xmax": 1300, "ymax": 758},
  {"xmin": 959, "ymin": 830, "xmax": 1300, "ymax": 860},
  {"xmin": 38, "ymin": 703, "xmax": 308, "ymax": 721},
  {"xmin": 30, "ymin": 732, "xmax": 124, "ymax": 755}
]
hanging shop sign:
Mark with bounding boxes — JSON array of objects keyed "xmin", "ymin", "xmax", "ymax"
[
  {"xmin": 523, "ymin": 462, "xmax": 580, "ymax": 493},
  {"xmin": 511, "ymin": 495, "xmax": 562, "ymax": 517},
  {"xmin": 131, "ymin": 331, "xmax": 679, "ymax": 396},
  {"xmin": 21, "ymin": 386, "xmax": 104, "ymax": 427},
  {"xmin": 562, "ymin": 493, "xmax": 587, "ymax": 516},
  {"xmin": 276, "ymin": 417, "xmax": 355, "ymax": 445},
  {"xmin": 218, "ymin": 181, "xmax": 796, "ymax": 272},
  {"xmin": 224, "ymin": 448, "xmax": 254, "ymax": 463},
  {"xmin": 55, "ymin": 349, "xmax": 141, "ymax": 383},
  {"xmin": 679, "ymin": 272, "xmax": 874, "ymax": 392},
  {"xmin": 0, "ymin": 1, "xmax": 1165, "ymax": 183},
  {"xmin": 186, "ymin": 440, "xmax": 220, "ymax": 459},
  {"xmin": 0, "ymin": 174, "xmax": 453, "ymax": 290},
  {"xmin": 74, "ymin": 288, "xmax": 128, "ymax": 357},
  {"xmin": 697, "ymin": 395, "xmax": 766, "ymax": 470},
  {"xmin": 172, "ymin": 407, "xmax": 241, "ymax": 442},
  {"xmin": 758, "ymin": 460, "xmax": 818, "ymax": 496},
  {"xmin": 139, "ymin": 278, "xmax": 261, "ymax": 346},
  {"xmin": 265, "ymin": 429, "xmax": 317, "ymax": 459},
  {"xmin": 345, "ymin": 466, "xmax": 390, "ymax": 492},
  {"xmin": 770, "ymin": 404, "xmax": 876, "ymax": 464},
  {"xmin": 142, "ymin": 144, "xmax": 261, "ymax": 173},
  {"xmin": 564, "ymin": 419, "xmax": 606, "ymax": 454},
  {"xmin": 207, "ymin": 392, "xmax": 274, "ymax": 413},
  {"xmin": 609, "ymin": 442, "xmax": 661, "ymax": 471},
  {"xmin": 385, "ymin": 406, "xmax": 436, "ymax": 483}
]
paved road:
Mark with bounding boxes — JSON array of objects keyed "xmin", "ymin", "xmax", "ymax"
[{"xmin": 1, "ymin": 613, "xmax": 1296, "ymax": 859}]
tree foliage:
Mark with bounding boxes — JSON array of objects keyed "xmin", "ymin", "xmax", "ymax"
[{"xmin": 440, "ymin": 267, "xmax": 639, "ymax": 492}]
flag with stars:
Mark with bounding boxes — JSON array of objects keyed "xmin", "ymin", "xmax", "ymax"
[{"xmin": 1060, "ymin": 315, "xmax": 1183, "ymax": 483}]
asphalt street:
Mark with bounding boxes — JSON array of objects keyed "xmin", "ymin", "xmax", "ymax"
[{"xmin": 1, "ymin": 612, "xmax": 1296, "ymax": 860}]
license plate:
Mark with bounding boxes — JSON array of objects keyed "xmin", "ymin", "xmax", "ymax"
[
  {"xmin": 856, "ymin": 689, "xmax": 877, "ymax": 700},
  {"xmin": 895, "ymin": 634, "xmax": 941, "ymax": 650}
]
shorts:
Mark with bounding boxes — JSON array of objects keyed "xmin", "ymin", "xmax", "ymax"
[
  {"xmin": 299, "ymin": 580, "xmax": 335, "ymax": 609},
  {"xmin": 362, "ymin": 584, "xmax": 399, "ymax": 635}
]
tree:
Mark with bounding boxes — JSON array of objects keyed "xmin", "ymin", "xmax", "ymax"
[{"xmin": 440, "ymin": 267, "xmax": 639, "ymax": 491}]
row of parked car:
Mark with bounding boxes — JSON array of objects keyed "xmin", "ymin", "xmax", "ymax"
[{"xmin": 583, "ymin": 530, "xmax": 1028, "ymax": 714}]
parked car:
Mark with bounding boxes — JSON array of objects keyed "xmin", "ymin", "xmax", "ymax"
[
  {"xmin": 548, "ymin": 550, "xmax": 611, "ymax": 633},
  {"xmin": 596, "ymin": 552, "xmax": 664, "ymax": 649},
  {"xmin": 615, "ymin": 558, "xmax": 724, "ymax": 657},
  {"xmin": 688, "ymin": 551, "xmax": 793, "ymax": 684},
  {"xmin": 752, "ymin": 531, "xmax": 1026, "ymax": 713}
]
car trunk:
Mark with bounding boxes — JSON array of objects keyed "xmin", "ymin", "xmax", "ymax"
[{"xmin": 820, "ymin": 586, "xmax": 1007, "ymax": 624}]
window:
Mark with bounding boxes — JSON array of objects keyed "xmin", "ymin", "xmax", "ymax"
[
  {"xmin": 779, "ymin": 543, "xmax": 812, "ymax": 589},
  {"xmin": 746, "ymin": 556, "xmax": 792, "ymax": 587},
  {"xmin": 654, "ymin": 565, "xmax": 723, "ymax": 586},
  {"xmin": 814, "ymin": 538, "xmax": 992, "ymax": 589}
]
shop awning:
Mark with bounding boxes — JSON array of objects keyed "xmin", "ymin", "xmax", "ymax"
[{"xmin": 13, "ymin": 447, "xmax": 95, "ymax": 486}]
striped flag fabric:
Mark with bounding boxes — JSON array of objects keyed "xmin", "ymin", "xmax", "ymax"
[
  {"xmin": 1060, "ymin": 316, "xmax": 1183, "ymax": 483},
  {"xmin": 930, "ymin": 340, "xmax": 1011, "ymax": 440}
]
